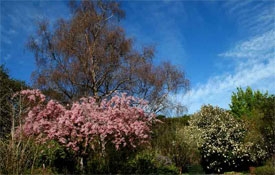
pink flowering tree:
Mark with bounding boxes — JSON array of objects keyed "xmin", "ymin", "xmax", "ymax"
[{"xmin": 14, "ymin": 89, "xmax": 156, "ymax": 170}]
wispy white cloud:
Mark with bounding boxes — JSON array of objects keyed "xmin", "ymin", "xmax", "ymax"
[
  {"xmin": 219, "ymin": 30, "xmax": 275, "ymax": 59},
  {"xmin": 225, "ymin": 0, "xmax": 252, "ymax": 15},
  {"xmin": 170, "ymin": 1, "xmax": 275, "ymax": 115},
  {"xmin": 223, "ymin": 0, "xmax": 275, "ymax": 35},
  {"xmin": 179, "ymin": 29, "xmax": 275, "ymax": 114}
]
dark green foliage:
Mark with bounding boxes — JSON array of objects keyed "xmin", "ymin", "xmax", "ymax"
[
  {"xmin": 85, "ymin": 147, "xmax": 179, "ymax": 174},
  {"xmin": 0, "ymin": 65, "xmax": 28, "ymax": 138},
  {"xmin": 261, "ymin": 95, "xmax": 275, "ymax": 156},
  {"xmin": 86, "ymin": 144, "xmax": 138, "ymax": 174},
  {"xmin": 186, "ymin": 164, "xmax": 204, "ymax": 174},
  {"xmin": 151, "ymin": 116, "xmax": 194, "ymax": 172},
  {"xmin": 230, "ymin": 87, "xmax": 275, "ymax": 157},
  {"xmin": 126, "ymin": 150, "xmax": 179, "ymax": 174},
  {"xmin": 27, "ymin": 140, "xmax": 78, "ymax": 174},
  {"xmin": 152, "ymin": 116, "xmax": 190, "ymax": 152},
  {"xmin": 128, "ymin": 151, "xmax": 157, "ymax": 174}
]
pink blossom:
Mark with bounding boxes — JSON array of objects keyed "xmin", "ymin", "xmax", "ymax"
[{"xmin": 16, "ymin": 90, "xmax": 156, "ymax": 155}]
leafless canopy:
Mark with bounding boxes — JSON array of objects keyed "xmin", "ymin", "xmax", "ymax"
[{"xmin": 28, "ymin": 0, "xmax": 189, "ymax": 114}]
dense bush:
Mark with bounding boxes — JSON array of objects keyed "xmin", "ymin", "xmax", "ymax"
[
  {"xmin": 85, "ymin": 149, "xmax": 179, "ymax": 174},
  {"xmin": 186, "ymin": 164, "xmax": 204, "ymax": 174},
  {"xmin": 151, "ymin": 116, "xmax": 199, "ymax": 172},
  {"xmin": 230, "ymin": 87, "xmax": 275, "ymax": 158},
  {"xmin": 127, "ymin": 150, "xmax": 179, "ymax": 174},
  {"xmin": 187, "ymin": 105, "xmax": 267, "ymax": 173}
]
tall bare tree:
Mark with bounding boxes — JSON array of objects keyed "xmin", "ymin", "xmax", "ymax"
[{"xmin": 27, "ymin": 0, "xmax": 189, "ymax": 113}]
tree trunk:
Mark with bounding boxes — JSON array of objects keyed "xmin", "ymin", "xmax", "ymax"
[{"xmin": 79, "ymin": 156, "xmax": 84, "ymax": 173}]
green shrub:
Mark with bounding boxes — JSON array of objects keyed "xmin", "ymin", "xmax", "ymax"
[
  {"xmin": 127, "ymin": 150, "xmax": 179, "ymax": 174},
  {"xmin": 187, "ymin": 164, "xmax": 204, "ymax": 174},
  {"xmin": 34, "ymin": 140, "xmax": 78, "ymax": 174},
  {"xmin": 127, "ymin": 151, "xmax": 157, "ymax": 174},
  {"xmin": 255, "ymin": 165, "xmax": 275, "ymax": 175},
  {"xmin": 156, "ymin": 165, "xmax": 179, "ymax": 174}
]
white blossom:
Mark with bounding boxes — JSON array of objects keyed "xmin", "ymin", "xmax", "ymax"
[{"xmin": 185, "ymin": 105, "xmax": 267, "ymax": 173}]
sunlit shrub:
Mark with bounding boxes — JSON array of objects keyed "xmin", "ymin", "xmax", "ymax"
[
  {"xmin": 255, "ymin": 165, "xmax": 275, "ymax": 175},
  {"xmin": 186, "ymin": 105, "xmax": 267, "ymax": 173}
]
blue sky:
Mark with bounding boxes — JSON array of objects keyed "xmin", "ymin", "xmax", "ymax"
[{"xmin": 1, "ymin": 0, "xmax": 275, "ymax": 114}]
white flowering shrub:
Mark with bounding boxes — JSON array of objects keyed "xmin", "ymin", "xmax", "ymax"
[{"xmin": 187, "ymin": 105, "xmax": 267, "ymax": 173}]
